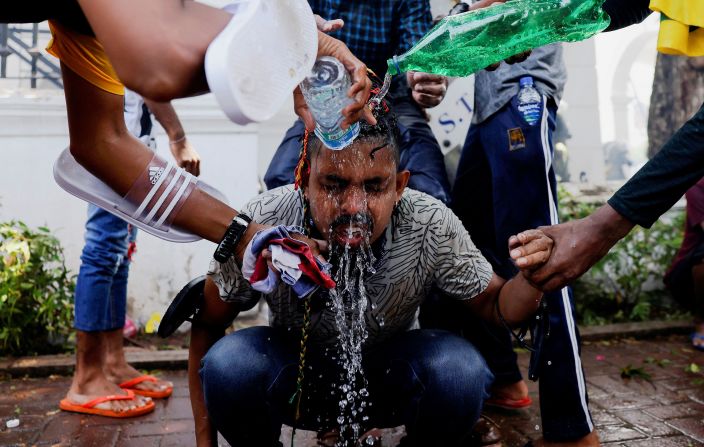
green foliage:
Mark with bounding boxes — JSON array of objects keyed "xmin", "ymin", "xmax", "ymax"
[
  {"xmin": 0, "ymin": 221, "xmax": 75, "ymax": 356},
  {"xmin": 620, "ymin": 364, "xmax": 652, "ymax": 381},
  {"xmin": 685, "ymin": 363, "xmax": 701, "ymax": 374},
  {"xmin": 643, "ymin": 356, "xmax": 672, "ymax": 368},
  {"xmin": 558, "ymin": 187, "xmax": 687, "ymax": 325}
]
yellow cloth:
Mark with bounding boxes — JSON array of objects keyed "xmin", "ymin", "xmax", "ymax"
[
  {"xmin": 650, "ymin": 0, "xmax": 704, "ymax": 56},
  {"xmin": 46, "ymin": 20, "xmax": 124, "ymax": 95}
]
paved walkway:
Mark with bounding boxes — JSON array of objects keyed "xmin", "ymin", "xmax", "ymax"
[{"xmin": 1, "ymin": 335, "xmax": 703, "ymax": 446}]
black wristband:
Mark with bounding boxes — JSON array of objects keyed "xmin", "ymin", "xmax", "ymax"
[{"xmin": 213, "ymin": 214, "xmax": 252, "ymax": 263}]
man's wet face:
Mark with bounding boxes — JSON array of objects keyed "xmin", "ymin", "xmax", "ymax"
[{"xmin": 305, "ymin": 139, "xmax": 405, "ymax": 249}]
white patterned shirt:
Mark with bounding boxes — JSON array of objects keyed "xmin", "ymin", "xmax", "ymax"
[{"xmin": 209, "ymin": 186, "xmax": 494, "ymax": 347}]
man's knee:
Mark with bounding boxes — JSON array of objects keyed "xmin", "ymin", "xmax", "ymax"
[
  {"xmin": 414, "ymin": 330, "xmax": 494, "ymax": 395},
  {"xmin": 200, "ymin": 327, "xmax": 279, "ymax": 397}
]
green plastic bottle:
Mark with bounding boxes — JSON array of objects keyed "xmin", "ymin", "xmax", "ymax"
[{"xmin": 386, "ymin": 0, "xmax": 610, "ymax": 77}]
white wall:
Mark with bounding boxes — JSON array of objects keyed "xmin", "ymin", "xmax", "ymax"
[
  {"xmin": 0, "ymin": 92, "xmax": 259, "ymax": 326},
  {"xmin": 0, "ymin": 3, "xmax": 662, "ymax": 325}
]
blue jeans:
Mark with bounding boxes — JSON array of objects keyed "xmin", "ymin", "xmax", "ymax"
[
  {"xmin": 200, "ymin": 327, "xmax": 492, "ymax": 447},
  {"xmin": 74, "ymin": 204, "xmax": 137, "ymax": 332}
]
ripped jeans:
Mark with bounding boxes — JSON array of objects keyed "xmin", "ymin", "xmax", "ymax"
[{"xmin": 74, "ymin": 204, "xmax": 137, "ymax": 332}]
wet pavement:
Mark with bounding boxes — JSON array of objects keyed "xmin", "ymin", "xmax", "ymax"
[{"xmin": 0, "ymin": 334, "xmax": 703, "ymax": 446}]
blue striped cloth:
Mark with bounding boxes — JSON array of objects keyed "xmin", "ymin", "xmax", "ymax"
[{"xmin": 309, "ymin": 0, "xmax": 433, "ymax": 75}]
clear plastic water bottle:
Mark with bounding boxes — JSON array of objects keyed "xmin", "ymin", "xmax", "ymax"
[
  {"xmin": 517, "ymin": 76, "xmax": 542, "ymax": 126},
  {"xmin": 300, "ymin": 57, "xmax": 360, "ymax": 150}
]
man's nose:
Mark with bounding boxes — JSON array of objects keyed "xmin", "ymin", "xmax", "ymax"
[{"xmin": 340, "ymin": 187, "xmax": 366, "ymax": 216}]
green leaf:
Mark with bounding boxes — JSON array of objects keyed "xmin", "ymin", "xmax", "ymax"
[
  {"xmin": 684, "ymin": 363, "xmax": 701, "ymax": 374},
  {"xmin": 657, "ymin": 359, "xmax": 672, "ymax": 368},
  {"xmin": 621, "ymin": 364, "xmax": 652, "ymax": 381}
]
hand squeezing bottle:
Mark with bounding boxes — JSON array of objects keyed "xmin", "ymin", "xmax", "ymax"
[{"xmin": 300, "ymin": 57, "xmax": 360, "ymax": 150}]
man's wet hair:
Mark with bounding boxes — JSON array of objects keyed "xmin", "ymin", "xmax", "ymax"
[
  {"xmin": 297, "ymin": 70, "xmax": 402, "ymax": 182},
  {"xmin": 306, "ymin": 101, "xmax": 402, "ymax": 167}
]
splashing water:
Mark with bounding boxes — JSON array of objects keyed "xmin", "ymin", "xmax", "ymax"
[
  {"xmin": 327, "ymin": 217, "xmax": 377, "ymax": 446},
  {"xmin": 367, "ymin": 72, "xmax": 393, "ymax": 110}
]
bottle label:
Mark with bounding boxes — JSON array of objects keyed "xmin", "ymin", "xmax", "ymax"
[
  {"xmin": 315, "ymin": 122, "xmax": 361, "ymax": 150},
  {"xmin": 517, "ymin": 103, "xmax": 541, "ymax": 126}
]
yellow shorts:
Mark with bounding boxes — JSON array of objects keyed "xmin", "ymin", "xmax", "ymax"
[{"xmin": 46, "ymin": 20, "xmax": 124, "ymax": 95}]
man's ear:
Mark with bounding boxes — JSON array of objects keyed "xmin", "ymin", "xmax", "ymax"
[{"xmin": 395, "ymin": 170, "xmax": 410, "ymax": 201}]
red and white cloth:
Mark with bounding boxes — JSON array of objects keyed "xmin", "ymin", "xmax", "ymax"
[{"xmin": 242, "ymin": 225, "xmax": 335, "ymax": 297}]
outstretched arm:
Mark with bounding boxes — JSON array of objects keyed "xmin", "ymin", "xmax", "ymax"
[
  {"xmin": 143, "ymin": 98, "xmax": 201, "ymax": 177},
  {"xmin": 514, "ymin": 204, "xmax": 633, "ymax": 292},
  {"xmin": 61, "ymin": 61, "xmax": 251, "ymax": 245},
  {"xmin": 465, "ymin": 230, "xmax": 553, "ymax": 326},
  {"xmin": 518, "ymin": 104, "xmax": 704, "ymax": 292},
  {"xmin": 188, "ymin": 278, "xmax": 240, "ymax": 447}
]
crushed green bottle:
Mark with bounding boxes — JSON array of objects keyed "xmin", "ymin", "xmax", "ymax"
[{"xmin": 386, "ymin": 0, "xmax": 610, "ymax": 77}]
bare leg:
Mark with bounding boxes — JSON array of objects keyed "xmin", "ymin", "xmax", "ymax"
[
  {"xmin": 491, "ymin": 379, "xmax": 529, "ymax": 401},
  {"xmin": 60, "ymin": 62, "xmax": 237, "ymax": 244},
  {"xmin": 103, "ymin": 329, "xmax": 173, "ymax": 393},
  {"xmin": 76, "ymin": 0, "xmax": 230, "ymax": 99},
  {"xmin": 66, "ymin": 331, "xmax": 151, "ymax": 412}
]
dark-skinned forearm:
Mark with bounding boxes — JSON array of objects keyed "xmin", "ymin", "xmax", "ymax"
[
  {"xmin": 494, "ymin": 274, "xmax": 544, "ymax": 327},
  {"xmin": 143, "ymin": 98, "xmax": 185, "ymax": 142}
]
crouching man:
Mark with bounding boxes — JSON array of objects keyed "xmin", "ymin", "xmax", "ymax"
[{"xmin": 188, "ymin": 99, "xmax": 553, "ymax": 447}]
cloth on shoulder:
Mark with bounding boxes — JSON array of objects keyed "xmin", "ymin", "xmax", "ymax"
[
  {"xmin": 46, "ymin": 20, "xmax": 124, "ymax": 95},
  {"xmin": 650, "ymin": 0, "xmax": 704, "ymax": 56}
]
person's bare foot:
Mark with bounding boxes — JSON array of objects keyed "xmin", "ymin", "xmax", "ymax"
[
  {"xmin": 531, "ymin": 430, "xmax": 600, "ymax": 447},
  {"xmin": 65, "ymin": 370, "xmax": 152, "ymax": 413},
  {"xmin": 64, "ymin": 330, "xmax": 152, "ymax": 414},
  {"xmin": 103, "ymin": 328, "xmax": 172, "ymax": 394},
  {"xmin": 491, "ymin": 379, "xmax": 529, "ymax": 401},
  {"xmin": 104, "ymin": 362, "xmax": 173, "ymax": 394}
]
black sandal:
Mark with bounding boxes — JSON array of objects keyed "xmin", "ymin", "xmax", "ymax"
[{"xmin": 157, "ymin": 276, "xmax": 206, "ymax": 338}]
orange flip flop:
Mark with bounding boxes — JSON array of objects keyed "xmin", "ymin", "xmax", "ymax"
[
  {"xmin": 120, "ymin": 375, "xmax": 173, "ymax": 399},
  {"xmin": 485, "ymin": 395, "xmax": 532, "ymax": 410},
  {"xmin": 59, "ymin": 389, "xmax": 155, "ymax": 418}
]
